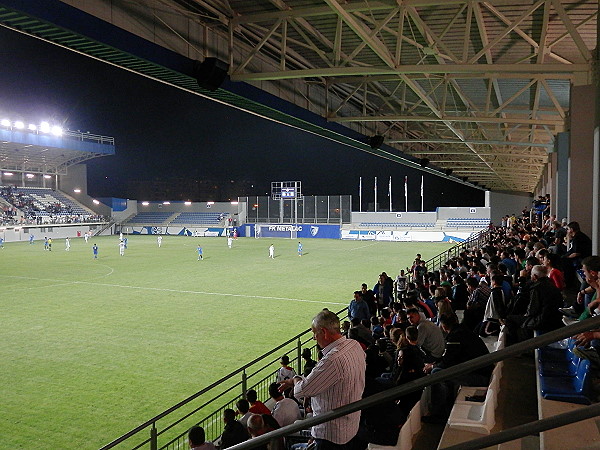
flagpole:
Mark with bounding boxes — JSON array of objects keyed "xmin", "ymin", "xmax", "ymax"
[
  {"xmin": 404, "ymin": 176, "xmax": 408, "ymax": 212},
  {"xmin": 389, "ymin": 176, "xmax": 392, "ymax": 212},
  {"xmin": 359, "ymin": 177, "xmax": 362, "ymax": 212},
  {"xmin": 421, "ymin": 175, "xmax": 424, "ymax": 212},
  {"xmin": 374, "ymin": 176, "xmax": 378, "ymax": 212}
]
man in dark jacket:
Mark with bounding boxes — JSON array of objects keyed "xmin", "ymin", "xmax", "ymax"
[
  {"xmin": 220, "ymin": 409, "xmax": 249, "ymax": 449},
  {"xmin": 505, "ymin": 265, "xmax": 563, "ymax": 345}
]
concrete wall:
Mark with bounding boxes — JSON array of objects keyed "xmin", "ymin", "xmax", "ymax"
[
  {"xmin": 1, "ymin": 223, "xmax": 107, "ymax": 243},
  {"xmin": 487, "ymin": 192, "xmax": 532, "ymax": 225},
  {"xmin": 134, "ymin": 201, "xmax": 240, "ymax": 215},
  {"xmin": 112, "ymin": 200, "xmax": 138, "ymax": 223},
  {"xmin": 569, "ymin": 84, "xmax": 596, "ymax": 235}
]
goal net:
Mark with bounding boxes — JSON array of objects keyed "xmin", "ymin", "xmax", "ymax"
[{"xmin": 255, "ymin": 224, "xmax": 298, "ymax": 239}]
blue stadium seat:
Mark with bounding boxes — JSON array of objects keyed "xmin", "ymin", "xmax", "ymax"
[{"xmin": 539, "ymin": 359, "xmax": 592, "ymax": 405}]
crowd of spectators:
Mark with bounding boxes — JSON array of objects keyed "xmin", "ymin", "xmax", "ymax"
[
  {"xmin": 187, "ymin": 212, "xmax": 598, "ymax": 449},
  {"xmin": 0, "ymin": 186, "xmax": 107, "ymax": 225}
]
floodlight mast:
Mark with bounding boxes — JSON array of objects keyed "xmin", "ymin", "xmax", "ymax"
[{"xmin": 271, "ymin": 181, "xmax": 302, "ymax": 225}]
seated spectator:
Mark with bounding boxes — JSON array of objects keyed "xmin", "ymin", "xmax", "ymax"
[
  {"xmin": 220, "ymin": 408, "xmax": 249, "ymax": 449},
  {"xmin": 505, "ymin": 265, "xmax": 564, "ymax": 345},
  {"xmin": 422, "ymin": 314, "xmax": 492, "ymax": 423},
  {"xmin": 395, "ymin": 326, "xmax": 426, "ymax": 417},
  {"xmin": 247, "ymin": 414, "xmax": 282, "ymax": 450},
  {"xmin": 462, "ymin": 276, "xmax": 490, "ymax": 331},
  {"xmin": 235, "ymin": 399, "xmax": 252, "ymax": 429},
  {"xmin": 348, "ymin": 317, "xmax": 374, "ymax": 348},
  {"xmin": 370, "ymin": 316, "xmax": 384, "ymax": 340},
  {"xmin": 268, "ymin": 383, "xmax": 301, "ymax": 428},
  {"xmin": 188, "ymin": 426, "xmax": 216, "ymax": 450},
  {"xmin": 406, "ymin": 308, "xmax": 445, "ymax": 362},
  {"xmin": 451, "ymin": 275, "xmax": 469, "ymax": 310},
  {"xmin": 300, "ymin": 348, "xmax": 316, "ymax": 377},
  {"xmin": 246, "ymin": 389, "xmax": 271, "ymax": 415},
  {"xmin": 365, "ymin": 344, "xmax": 390, "ymax": 380}
]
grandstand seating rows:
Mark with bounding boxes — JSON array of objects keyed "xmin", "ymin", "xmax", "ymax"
[
  {"xmin": 126, "ymin": 211, "xmax": 226, "ymax": 226},
  {"xmin": 445, "ymin": 218, "xmax": 490, "ymax": 228},
  {"xmin": 358, "ymin": 222, "xmax": 436, "ymax": 228},
  {"xmin": 1, "ymin": 186, "xmax": 95, "ymax": 220}
]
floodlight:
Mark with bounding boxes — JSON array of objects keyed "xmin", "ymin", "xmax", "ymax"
[
  {"xmin": 28, "ymin": 124, "xmax": 37, "ymax": 131},
  {"xmin": 51, "ymin": 126, "xmax": 63, "ymax": 136},
  {"xmin": 230, "ymin": 201, "xmax": 239, "ymax": 205},
  {"xmin": 141, "ymin": 201, "xmax": 149, "ymax": 206},
  {"xmin": 184, "ymin": 201, "xmax": 192, "ymax": 205},
  {"xmin": 25, "ymin": 173, "xmax": 34, "ymax": 178},
  {"xmin": 43, "ymin": 175, "xmax": 51, "ymax": 179},
  {"xmin": 73, "ymin": 188, "xmax": 81, "ymax": 193},
  {"xmin": 206, "ymin": 201, "xmax": 215, "ymax": 205},
  {"xmin": 163, "ymin": 201, "xmax": 170, "ymax": 205},
  {"xmin": 14, "ymin": 121, "xmax": 25, "ymax": 129},
  {"xmin": 3, "ymin": 172, "xmax": 13, "ymax": 176},
  {"xmin": 1, "ymin": 119, "xmax": 11, "ymax": 127},
  {"xmin": 92, "ymin": 199, "xmax": 100, "ymax": 205},
  {"xmin": 40, "ymin": 122, "xmax": 50, "ymax": 133}
]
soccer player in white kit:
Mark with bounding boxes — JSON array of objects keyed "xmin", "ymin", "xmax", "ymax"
[
  {"xmin": 157, "ymin": 235, "xmax": 162, "ymax": 247},
  {"xmin": 119, "ymin": 240, "xmax": 125, "ymax": 256},
  {"xmin": 269, "ymin": 244, "xmax": 274, "ymax": 259},
  {"xmin": 227, "ymin": 236, "xmax": 233, "ymax": 248},
  {"xmin": 65, "ymin": 237, "xmax": 71, "ymax": 251}
]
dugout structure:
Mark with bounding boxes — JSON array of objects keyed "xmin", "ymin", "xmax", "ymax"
[{"xmin": 240, "ymin": 195, "xmax": 351, "ymax": 225}]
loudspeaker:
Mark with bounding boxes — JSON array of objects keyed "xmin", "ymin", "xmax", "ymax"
[
  {"xmin": 369, "ymin": 135, "xmax": 385, "ymax": 149},
  {"xmin": 419, "ymin": 158, "xmax": 429, "ymax": 168},
  {"xmin": 193, "ymin": 58, "xmax": 229, "ymax": 91},
  {"xmin": 445, "ymin": 168, "xmax": 453, "ymax": 176}
]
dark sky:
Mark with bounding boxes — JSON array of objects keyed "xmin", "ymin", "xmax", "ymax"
[{"xmin": 0, "ymin": 26, "xmax": 484, "ymax": 211}]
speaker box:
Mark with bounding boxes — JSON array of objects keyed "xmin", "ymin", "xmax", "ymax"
[
  {"xmin": 369, "ymin": 135, "xmax": 385, "ymax": 149},
  {"xmin": 194, "ymin": 58, "xmax": 229, "ymax": 91}
]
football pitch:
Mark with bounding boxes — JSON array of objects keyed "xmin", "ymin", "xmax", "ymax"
[{"xmin": 0, "ymin": 234, "xmax": 452, "ymax": 449}]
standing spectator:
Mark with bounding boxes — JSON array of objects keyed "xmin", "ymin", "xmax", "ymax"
[
  {"xmin": 276, "ymin": 355, "xmax": 296, "ymax": 383},
  {"xmin": 406, "ymin": 308, "xmax": 445, "ymax": 362},
  {"xmin": 301, "ymin": 348, "xmax": 317, "ymax": 377},
  {"xmin": 562, "ymin": 221, "xmax": 592, "ymax": 286},
  {"xmin": 278, "ymin": 310, "xmax": 366, "ymax": 449},
  {"xmin": 348, "ymin": 291, "xmax": 371, "ymax": 322},
  {"xmin": 360, "ymin": 283, "xmax": 377, "ymax": 317}
]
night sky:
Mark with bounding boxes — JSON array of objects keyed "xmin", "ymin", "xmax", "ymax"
[{"xmin": 0, "ymin": 26, "xmax": 484, "ymax": 211}]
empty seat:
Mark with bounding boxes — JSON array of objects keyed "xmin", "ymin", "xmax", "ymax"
[{"xmin": 539, "ymin": 359, "xmax": 592, "ymax": 405}]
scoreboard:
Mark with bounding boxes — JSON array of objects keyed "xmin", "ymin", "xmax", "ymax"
[{"xmin": 281, "ymin": 187, "xmax": 296, "ymax": 198}]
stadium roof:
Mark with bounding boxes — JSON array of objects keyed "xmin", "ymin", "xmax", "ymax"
[
  {"xmin": 0, "ymin": 0, "xmax": 596, "ymax": 192},
  {"xmin": 0, "ymin": 127, "xmax": 115, "ymax": 176}
]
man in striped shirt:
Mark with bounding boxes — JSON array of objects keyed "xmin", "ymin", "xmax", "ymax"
[{"xmin": 279, "ymin": 310, "xmax": 366, "ymax": 449}]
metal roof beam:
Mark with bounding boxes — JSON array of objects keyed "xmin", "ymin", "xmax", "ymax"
[{"xmin": 329, "ymin": 115, "xmax": 564, "ymax": 126}]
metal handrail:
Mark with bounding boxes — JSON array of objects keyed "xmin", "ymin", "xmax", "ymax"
[
  {"xmin": 225, "ymin": 316, "xmax": 600, "ymax": 450},
  {"xmin": 98, "ymin": 308, "xmax": 348, "ymax": 450}
]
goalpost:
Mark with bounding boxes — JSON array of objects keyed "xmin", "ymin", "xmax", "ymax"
[{"xmin": 254, "ymin": 224, "xmax": 298, "ymax": 239}]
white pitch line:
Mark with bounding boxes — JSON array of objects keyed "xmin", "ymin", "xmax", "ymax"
[
  {"xmin": 348, "ymin": 242, "xmax": 378, "ymax": 251},
  {"xmin": 0, "ymin": 275, "xmax": 346, "ymax": 306}
]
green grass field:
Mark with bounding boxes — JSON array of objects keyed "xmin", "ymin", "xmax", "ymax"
[{"xmin": 0, "ymin": 235, "xmax": 452, "ymax": 449}]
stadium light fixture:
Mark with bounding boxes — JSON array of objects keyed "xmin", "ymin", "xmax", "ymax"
[
  {"xmin": 28, "ymin": 124, "xmax": 37, "ymax": 131},
  {"xmin": 73, "ymin": 188, "xmax": 81, "ymax": 193},
  {"xmin": 0, "ymin": 119, "xmax": 10, "ymax": 127},
  {"xmin": 43, "ymin": 175, "xmax": 51, "ymax": 179},
  {"xmin": 14, "ymin": 121, "xmax": 25, "ymax": 129},
  {"xmin": 25, "ymin": 173, "xmax": 34, "ymax": 178},
  {"xmin": 51, "ymin": 126, "xmax": 63, "ymax": 136},
  {"xmin": 92, "ymin": 199, "xmax": 100, "ymax": 205},
  {"xmin": 230, "ymin": 201, "xmax": 239, "ymax": 205},
  {"xmin": 3, "ymin": 172, "xmax": 13, "ymax": 176},
  {"xmin": 40, "ymin": 122, "xmax": 51, "ymax": 133},
  {"xmin": 184, "ymin": 201, "xmax": 192, "ymax": 205},
  {"xmin": 141, "ymin": 201, "xmax": 149, "ymax": 206},
  {"xmin": 206, "ymin": 201, "xmax": 215, "ymax": 205}
]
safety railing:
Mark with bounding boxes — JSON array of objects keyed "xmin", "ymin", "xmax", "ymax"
[
  {"xmin": 225, "ymin": 316, "xmax": 600, "ymax": 450},
  {"xmin": 423, "ymin": 228, "xmax": 492, "ymax": 275},
  {"xmin": 99, "ymin": 308, "xmax": 348, "ymax": 450}
]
